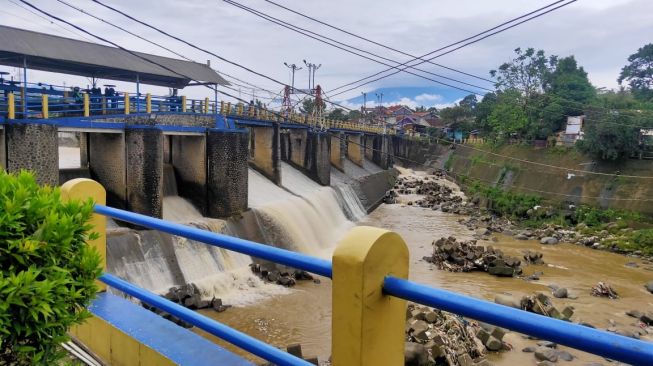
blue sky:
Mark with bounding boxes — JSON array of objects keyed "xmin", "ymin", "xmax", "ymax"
[{"xmin": 339, "ymin": 86, "xmax": 475, "ymax": 110}]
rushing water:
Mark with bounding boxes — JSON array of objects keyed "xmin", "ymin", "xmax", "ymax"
[{"xmin": 197, "ymin": 171, "xmax": 653, "ymax": 366}]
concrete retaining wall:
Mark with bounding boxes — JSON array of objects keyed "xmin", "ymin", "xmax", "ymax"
[{"xmin": 171, "ymin": 135, "xmax": 207, "ymax": 214}]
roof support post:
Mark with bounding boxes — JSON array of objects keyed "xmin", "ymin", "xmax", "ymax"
[
  {"xmin": 136, "ymin": 74, "xmax": 141, "ymax": 113},
  {"xmin": 7, "ymin": 92, "xmax": 15, "ymax": 119},
  {"xmin": 22, "ymin": 56, "xmax": 27, "ymax": 118},
  {"xmin": 124, "ymin": 92, "xmax": 130, "ymax": 115}
]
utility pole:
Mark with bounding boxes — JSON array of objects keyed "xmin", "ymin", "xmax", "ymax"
[
  {"xmin": 312, "ymin": 63, "xmax": 321, "ymax": 91},
  {"xmin": 361, "ymin": 92, "xmax": 367, "ymax": 114},
  {"xmin": 283, "ymin": 62, "xmax": 302, "ymax": 93},
  {"xmin": 376, "ymin": 92, "xmax": 384, "ymax": 133},
  {"xmin": 303, "ymin": 60, "xmax": 321, "ymax": 92}
]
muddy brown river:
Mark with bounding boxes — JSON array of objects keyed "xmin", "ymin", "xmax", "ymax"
[{"xmin": 196, "ymin": 204, "xmax": 653, "ymax": 365}]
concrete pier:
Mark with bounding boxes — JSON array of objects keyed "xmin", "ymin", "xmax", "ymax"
[
  {"xmin": 305, "ymin": 131, "xmax": 330, "ymax": 186},
  {"xmin": 125, "ymin": 127, "xmax": 163, "ymax": 218},
  {"xmin": 364, "ymin": 135, "xmax": 374, "ymax": 161},
  {"xmin": 207, "ymin": 129, "xmax": 249, "ymax": 218},
  {"xmin": 249, "ymin": 125, "xmax": 281, "ymax": 185},
  {"xmin": 5, "ymin": 123, "xmax": 58, "ymax": 186}
]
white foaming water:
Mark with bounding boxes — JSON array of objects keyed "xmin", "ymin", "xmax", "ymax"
[
  {"xmin": 162, "ymin": 196, "xmax": 204, "ymax": 222},
  {"xmin": 248, "ymin": 168, "xmax": 294, "ymax": 207},
  {"xmin": 334, "ymin": 184, "xmax": 367, "ymax": 221}
]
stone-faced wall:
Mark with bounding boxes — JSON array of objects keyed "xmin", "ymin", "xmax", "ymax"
[
  {"xmin": 125, "ymin": 127, "xmax": 164, "ymax": 218},
  {"xmin": 5, "ymin": 123, "xmax": 58, "ymax": 186},
  {"xmin": 89, "ymin": 132, "xmax": 127, "ymax": 209},
  {"xmin": 0, "ymin": 128, "xmax": 5, "ymax": 170},
  {"xmin": 207, "ymin": 129, "xmax": 249, "ymax": 218},
  {"xmin": 346, "ymin": 133, "xmax": 364, "ymax": 167},
  {"xmin": 79, "ymin": 132, "xmax": 89, "ymax": 167},
  {"xmin": 330, "ymin": 133, "xmax": 345, "ymax": 172},
  {"xmin": 171, "ymin": 135, "xmax": 207, "ymax": 214},
  {"xmin": 305, "ymin": 131, "xmax": 330, "ymax": 186},
  {"xmin": 249, "ymin": 125, "xmax": 281, "ymax": 185}
]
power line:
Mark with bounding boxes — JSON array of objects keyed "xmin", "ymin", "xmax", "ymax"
[
  {"xmin": 224, "ymin": 0, "xmax": 493, "ymax": 95},
  {"xmin": 7, "ymin": 0, "xmax": 97, "ymax": 42},
  {"xmin": 328, "ymin": 0, "xmax": 577, "ymax": 97},
  {"xmin": 261, "ymin": 0, "xmax": 496, "ymax": 86},
  {"xmin": 54, "ymin": 0, "xmax": 279, "ymax": 97},
  {"xmin": 89, "ymin": 0, "xmax": 356, "ymax": 112}
]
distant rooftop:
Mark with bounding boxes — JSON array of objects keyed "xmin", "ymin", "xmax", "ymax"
[{"xmin": 0, "ymin": 25, "xmax": 228, "ymax": 88}]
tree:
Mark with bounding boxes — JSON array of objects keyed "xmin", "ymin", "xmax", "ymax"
[
  {"xmin": 459, "ymin": 94, "xmax": 478, "ymax": 111},
  {"xmin": 299, "ymin": 98, "xmax": 326, "ymax": 115},
  {"xmin": 347, "ymin": 109, "xmax": 362, "ymax": 121},
  {"xmin": 576, "ymin": 109, "xmax": 643, "ymax": 160},
  {"xmin": 328, "ymin": 108, "xmax": 347, "ymax": 121},
  {"xmin": 474, "ymin": 92, "xmax": 498, "ymax": 135},
  {"xmin": 0, "ymin": 171, "xmax": 101, "ymax": 365},
  {"xmin": 487, "ymin": 89, "xmax": 529, "ymax": 138},
  {"xmin": 618, "ymin": 44, "xmax": 653, "ymax": 102},
  {"xmin": 439, "ymin": 105, "xmax": 473, "ymax": 130},
  {"xmin": 491, "ymin": 47, "xmax": 557, "ymax": 100},
  {"xmin": 414, "ymin": 106, "xmax": 426, "ymax": 112},
  {"xmin": 547, "ymin": 56, "xmax": 596, "ymax": 105}
]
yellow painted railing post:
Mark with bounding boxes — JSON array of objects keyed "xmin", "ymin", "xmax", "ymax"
[
  {"xmin": 204, "ymin": 97, "xmax": 209, "ymax": 114},
  {"xmin": 227, "ymin": 102, "xmax": 232, "ymax": 115},
  {"xmin": 61, "ymin": 179, "xmax": 107, "ymax": 291},
  {"xmin": 146, "ymin": 93, "xmax": 152, "ymax": 113},
  {"xmin": 123, "ymin": 92, "xmax": 130, "ymax": 115},
  {"xmin": 7, "ymin": 92, "xmax": 15, "ymax": 119},
  {"xmin": 181, "ymin": 96, "xmax": 187, "ymax": 112},
  {"xmin": 83, "ymin": 93, "xmax": 90, "ymax": 117},
  {"xmin": 238, "ymin": 103, "xmax": 244, "ymax": 116},
  {"xmin": 41, "ymin": 94, "xmax": 49, "ymax": 119},
  {"xmin": 220, "ymin": 101, "xmax": 225, "ymax": 114},
  {"xmin": 332, "ymin": 226, "xmax": 408, "ymax": 366}
]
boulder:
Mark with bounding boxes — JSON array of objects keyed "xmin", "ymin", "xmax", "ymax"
[
  {"xmin": 522, "ymin": 346, "xmax": 536, "ymax": 353},
  {"xmin": 645, "ymin": 281, "xmax": 653, "ymax": 294},
  {"xmin": 485, "ymin": 336, "xmax": 502, "ymax": 351},
  {"xmin": 404, "ymin": 342, "xmax": 429, "ymax": 366},
  {"xmin": 553, "ymin": 287, "xmax": 568, "ymax": 299},
  {"xmin": 557, "ymin": 350, "xmax": 574, "ymax": 361},
  {"xmin": 540, "ymin": 237, "xmax": 559, "ymax": 245},
  {"xmin": 534, "ymin": 347, "xmax": 558, "ymax": 362}
]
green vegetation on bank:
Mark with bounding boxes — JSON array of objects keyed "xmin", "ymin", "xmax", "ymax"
[
  {"xmin": 458, "ymin": 175, "xmax": 653, "ymax": 255},
  {"xmin": 0, "ymin": 171, "xmax": 102, "ymax": 365},
  {"xmin": 432, "ymin": 44, "xmax": 653, "ymax": 161}
]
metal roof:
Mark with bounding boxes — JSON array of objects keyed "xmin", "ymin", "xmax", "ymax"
[{"xmin": 0, "ymin": 25, "xmax": 228, "ymax": 88}]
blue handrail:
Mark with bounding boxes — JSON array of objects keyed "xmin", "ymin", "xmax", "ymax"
[
  {"xmin": 383, "ymin": 276, "xmax": 653, "ymax": 366},
  {"xmin": 100, "ymin": 273, "xmax": 312, "ymax": 366},
  {"xmin": 93, "ymin": 204, "xmax": 653, "ymax": 365},
  {"xmin": 94, "ymin": 205, "xmax": 332, "ymax": 278}
]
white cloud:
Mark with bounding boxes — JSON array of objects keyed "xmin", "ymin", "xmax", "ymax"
[{"xmin": 414, "ymin": 93, "xmax": 443, "ymax": 102}]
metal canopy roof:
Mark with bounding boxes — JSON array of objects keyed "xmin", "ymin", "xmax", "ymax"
[{"xmin": 0, "ymin": 25, "xmax": 229, "ymax": 88}]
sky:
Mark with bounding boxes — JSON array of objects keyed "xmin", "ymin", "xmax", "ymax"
[{"xmin": 1, "ymin": 0, "xmax": 652, "ymax": 111}]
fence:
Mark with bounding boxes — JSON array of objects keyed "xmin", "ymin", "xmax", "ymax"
[
  {"xmin": 0, "ymin": 89, "xmax": 388, "ymax": 134},
  {"xmin": 60, "ymin": 178, "xmax": 653, "ymax": 365}
]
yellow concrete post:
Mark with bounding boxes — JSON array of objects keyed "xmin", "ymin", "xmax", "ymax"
[
  {"xmin": 83, "ymin": 93, "xmax": 90, "ymax": 117},
  {"xmin": 204, "ymin": 97, "xmax": 209, "ymax": 114},
  {"xmin": 220, "ymin": 101, "xmax": 225, "ymax": 114},
  {"xmin": 248, "ymin": 104, "xmax": 254, "ymax": 118},
  {"xmin": 227, "ymin": 102, "xmax": 232, "ymax": 115},
  {"xmin": 146, "ymin": 93, "xmax": 152, "ymax": 113},
  {"xmin": 123, "ymin": 92, "xmax": 130, "ymax": 115},
  {"xmin": 101, "ymin": 96, "xmax": 107, "ymax": 115},
  {"xmin": 60, "ymin": 179, "xmax": 107, "ymax": 291},
  {"xmin": 181, "ymin": 96, "xmax": 187, "ymax": 113},
  {"xmin": 332, "ymin": 226, "xmax": 408, "ymax": 366},
  {"xmin": 7, "ymin": 92, "xmax": 15, "ymax": 119},
  {"xmin": 238, "ymin": 103, "xmax": 244, "ymax": 116},
  {"xmin": 41, "ymin": 94, "xmax": 49, "ymax": 119}
]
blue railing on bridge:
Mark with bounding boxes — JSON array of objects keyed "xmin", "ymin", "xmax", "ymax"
[{"xmin": 54, "ymin": 178, "xmax": 653, "ymax": 366}]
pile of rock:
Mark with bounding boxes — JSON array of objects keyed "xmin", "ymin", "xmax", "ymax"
[
  {"xmin": 404, "ymin": 304, "xmax": 492, "ymax": 366},
  {"xmin": 249, "ymin": 262, "xmax": 317, "ymax": 287},
  {"xmin": 386, "ymin": 175, "xmax": 476, "ymax": 215},
  {"xmin": 520, "ymin": 293, "xmax": 574, "ymax": 321},
  {"xmin": 590, "ymin": 282, "xmax": 619, "ymax": 299},
  {"xmin": 522, "ymin": 250, "xmax": 544, "ymax": 265},
  {"xmin": 424, "ymin": 237, "xmax": 523, "ymax": 277}
]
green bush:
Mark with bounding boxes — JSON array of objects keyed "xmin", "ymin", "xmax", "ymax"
[{"xmin": 0, "ymin": 171, "xmax": 102, "ymax": 365}]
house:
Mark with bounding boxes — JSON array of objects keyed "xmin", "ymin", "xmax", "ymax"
[{"xmin": 556, "ymin": 115, "xmax": 585, "ymax": 146}]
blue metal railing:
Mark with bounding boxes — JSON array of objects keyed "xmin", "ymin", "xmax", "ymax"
[{"xmin": 93, "ymin": 204, "xmax": 653, "ymax": 366}]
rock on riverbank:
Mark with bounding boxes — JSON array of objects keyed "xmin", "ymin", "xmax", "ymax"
[{"xmin": 424, "ymin": 237, "xmax": 524, "ymax": 277}]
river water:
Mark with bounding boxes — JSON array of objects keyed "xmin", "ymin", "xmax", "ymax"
[{"xmin": 196, "ymin": 182, "xmax": 653, "ymax": 366}]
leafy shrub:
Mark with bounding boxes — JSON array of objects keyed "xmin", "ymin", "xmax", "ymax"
[
  {"xmin": 467, "ymin": 180, "xmax": 541, "ymax": 218},
  {"xmin": 0, "ymin": 171, "xmax": 102, "ymax": 365}
]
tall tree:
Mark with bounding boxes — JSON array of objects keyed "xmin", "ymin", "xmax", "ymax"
[
  {"xmin": 546, "ymin": 56, "xmax": 596, "ymax": 106},
  {"xmin": 328, "ymin": 108, "xmax": 347, "ymax": 121},
  {"xmin": 491, "ymin": 47, "xmax": 558, "ymax": 100},
  {"xmin": 487, "ymin": 89, "xmax": 529, "ymax": 139},
  {"xmin": 576, "ymin": 109, "xmax": 643, "ymax": 160},
  {"xmin": 299, "ymin": 98, "xmax": 326, "ymax": 115},
  {"xmin": 618, "ymin": 44, "xmax": 653, "ymax": 102}
]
